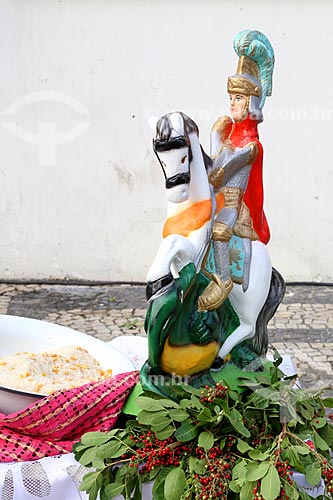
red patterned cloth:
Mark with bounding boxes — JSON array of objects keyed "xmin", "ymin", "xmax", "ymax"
[{"xmin": 0, "ymin": 371, "xmax": 139, "ymax": 463}]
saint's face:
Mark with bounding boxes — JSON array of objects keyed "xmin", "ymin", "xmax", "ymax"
[{"xmin": 229, "ymin": 93, "xmax": 248, "ymax": 122}]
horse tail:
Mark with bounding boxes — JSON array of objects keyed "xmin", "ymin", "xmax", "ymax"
[{"xmin": 251, "ymin": 267, "xmax": 286, "ymax": 355}]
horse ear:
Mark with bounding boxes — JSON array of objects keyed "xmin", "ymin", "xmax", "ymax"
[{"xmin": 148, "ymin": 115, "xmax": 158, "ymax": 134}]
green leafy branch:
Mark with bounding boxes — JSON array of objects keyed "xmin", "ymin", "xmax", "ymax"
[{"xmin": 74, "ymin": 359, "xmax": 333, "ymax": 500}]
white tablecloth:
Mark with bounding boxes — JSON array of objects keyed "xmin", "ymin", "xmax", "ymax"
[
  {"xmin": 0, "ymin": 453, "xmax": 154, "ymax": 500},
  {"xmin": 0, "ymin": 454, "xmax": 90, "ymax": 500},
  {"xmin": 0, "ymin": 452, "xmax": 324, "ymax": 500}
]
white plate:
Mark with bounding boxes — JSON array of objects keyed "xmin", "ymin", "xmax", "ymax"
[{"xmin": 0, "ymin": 315, "xmax": 135, "ymax": 414}]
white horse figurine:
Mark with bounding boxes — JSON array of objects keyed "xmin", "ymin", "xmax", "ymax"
[{"xmin": 146, "ymin": 111, "xmax": 284, "ymax": 365}]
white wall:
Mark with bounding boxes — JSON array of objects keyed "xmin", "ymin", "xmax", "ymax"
[{"xmin": 0, "ymin": 0, "xmax": 332, "ymax": 282}]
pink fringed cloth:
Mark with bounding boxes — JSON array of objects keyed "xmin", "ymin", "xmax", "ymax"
[{"xmin": 0, "ymin": 370, "xmax": 139, "ymax": 463}]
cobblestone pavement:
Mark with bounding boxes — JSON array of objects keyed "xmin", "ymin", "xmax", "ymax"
[{"xmin": 0, "ymin": 283, "xmax": 332, "ymax": 390}]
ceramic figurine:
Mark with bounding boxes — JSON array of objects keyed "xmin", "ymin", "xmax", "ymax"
[
  {"xmin": 141, "ymin": 31, "xmax": 285, "ymax": 395},
  {"xmin": 199, "ymin": 29, "xmax": 275, "ymax": 312}
]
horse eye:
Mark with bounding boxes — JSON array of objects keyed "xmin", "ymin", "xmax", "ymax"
[{"xmin": 181, "ymin": 156, "xmax": 187, "ymax": 164}]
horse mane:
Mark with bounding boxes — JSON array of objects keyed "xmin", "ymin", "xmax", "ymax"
[
  {"xmin": 155, "ymin": 112, "xmax": 199, "ymax": 142},
  {"xmin": 155, "ymin": 112, "xmax": 212, "ymax": 171},
  {"xmin": 201, "ymin": 146, "xmax": 213, "ymax": 171}
]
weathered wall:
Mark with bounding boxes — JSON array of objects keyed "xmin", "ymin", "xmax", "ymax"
[{"xmin": 0, "ymin": 0, "xmax": 332, "ymax": 282}]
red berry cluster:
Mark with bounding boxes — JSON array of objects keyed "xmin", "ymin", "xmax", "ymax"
[
  {"xmin": 322, "ymin": 463, "xmax": 333, "ymax": 493},
  {"xmin": 251, "ymin": 423, "xmax": 271, "ymax": 447},
  {"xmin": 200, "ymin": 383, "xmax": 228, "ymax": 403},
  {"xmin": 193, "ymin": 445, "xmax": 235, "ymax": 499},
  {"xmin": 275, "ymin": 455, "xmax": 293, "ymax": 482},
  {"xmin": 128, "ymin": 431, "xmax": 189, "ymax": 474},
  {"xmin": 253, "ymin": 483, "xmax": 262, "ymax": 499}
]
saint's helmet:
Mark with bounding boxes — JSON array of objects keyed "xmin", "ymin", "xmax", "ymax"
[{"xmin": 227, "ymin": 30, "xmax": 275, "ymax": 122}]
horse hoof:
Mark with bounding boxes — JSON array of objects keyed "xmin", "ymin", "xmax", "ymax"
[
  {"xmin": 146, "ymin": 273, "xmax": 173, "ymax": 300},
  {"xmin": 210, "ymin": 356, "xmax": 224, "ymax": 371}
]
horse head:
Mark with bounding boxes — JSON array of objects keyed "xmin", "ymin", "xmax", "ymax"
[{"xmin": 153, "ymin": 112, "xmax": 202, "ymax": 204}]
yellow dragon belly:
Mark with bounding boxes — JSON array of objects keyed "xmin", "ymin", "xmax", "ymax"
[{"xmin": 160, "ymin": 338, "xmax": 220, "ymax": 377}]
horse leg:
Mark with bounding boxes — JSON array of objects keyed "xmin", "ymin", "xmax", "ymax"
[
  {"xmin": 146, "ymin": 235, "xmax": 198, "ymax": 301},
  {"xmin": 218, "ymin": 241, "xmax": 272, "ymax": 359}
]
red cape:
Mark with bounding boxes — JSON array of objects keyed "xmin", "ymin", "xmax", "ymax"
[{"xmin": 229, "ymin": 116, "xmax": 270, "ymax": 244}]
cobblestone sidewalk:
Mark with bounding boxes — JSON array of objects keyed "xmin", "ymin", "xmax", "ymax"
[{"xmin": 0, "ymin": 282, "xmax": 332, "ymax": 389}]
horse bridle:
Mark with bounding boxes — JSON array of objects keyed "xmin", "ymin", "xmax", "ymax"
[{"xmin": 153, "ymin": 136, "xmax": 192, "ymax": 189}]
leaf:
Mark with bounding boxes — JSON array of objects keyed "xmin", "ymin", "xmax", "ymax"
[
  {"xmin": 318, "ymin": 422, "xmax": 333, "ymax": 447},
  {"xmin": 115, "ymin": 465, "xmax": 128, "ymax": 480},
  {"xmin": 154, "ymin": 425, "xmax": 175, "ymax": 440},
  {"xmin": 323, "ymin": 397, "xmax": 333, "ymax": 408},
  {"xmin": 73, "ymin": 443, "xmax": 90, "ymax": 453},
  {"xmin": 189, "ymin": 457, "xmax": 206, "ymax": 474},
  {"xmin": 311, "ymin": 417, "xmax": 327, "ymax": 429},
  {"xmin": 158, "ymin": 398, "xmax": 180, "ymax": 408},
  {"xmin": 300, "ymin": 405, "xmax": 314, "ymax": 421},
  {"xmin": 232, "ymin": 459, "xmax": 247, "ymax": 480},
  {"xmin": 151, "ymin": 418, "xmax": 173, "ymax": 433},
  {"xmin": 283, "ymin": 480, "xmax": 300, "ymax": 500},
  {"xmin": 198, "ymin": 430, "xmax": 214, "ymax": 451},
  {"xmin": 131, "ymin": 481, "xmax": 142, "ymax": 500},
  {"xmin": 79, "ymin": 472, "xmax": 101, "ymax": 492},
  {"xmin": 80, "ymin": 432, "xmax": 111, "ymax": 446},
  {"xmin": 137, "ymin": 409, "xmax": 167, "ymax": 424},
  {"xmin": 261, "ymin": 464, "xmax": 281, "ymax": 500},
  {"xmin": 152, "ymin": 467, "xmax": 170, "ymax": 500},
  {"xmin": 79, "ymin": 447, "xmax": 97, "ymax": 466},
  {"xmin": 248, "ymin": 449, "xmax": 270, "ymax": 461},
  {"xmin": 175, "ymin": 422, "xmax": 199, "ymax": 442},
  {"xmin": 151, "ymin": 478, "xmax": 166, "ymax": 500},
  {"xmin": 136, "ymin": 396, "xmax": 164, "ymax": 411},
  {"xmin": 246, "ymin": 461, "xmax": 270, "ymax": 481},
  {"xmin": 219, "ymin": 437, "xmax": 226, "ymax": 450},
  {"xmin": 88, "ymin": 474, "xmax": 103, "ymax": 500},
  {"xmin": 197, "ymin": 407, "xmax": 213, "ymax": 422},
  {"xmin": 219, "ymin": 399, "xmax": 231, "ymax": 416},
  {"xmin": 150, "ymin": 414, "xmax": 171, "ymax": 425},
  {"xmin": 180, "ymin": 395, "xmax": 204, "ymax": 410},
  {"xmin": 229, "ymin": 390, "xmax": 240, "ymax": 401},
  {"xmin": 313, "ymin": 430, "xmax": 329, "ymax": 451},
  {"xmin": 92, "ymin": 455, "xmax": 105, "ymax": 469},
  {"xmin": 109, "ymin": 445, "xmax": 129, "ymax": 459},
  {"xmin": 237, "ymin": 438, "xmax": 254, "ymax": 453},
  {"xmin": 148, "ymin": 467, "xmax": 160, "ymax": 481},
  {"xmin": 96, "ymin": 441, "xmax": 122, "ymax": 459},
  {"xmin": 282, "ymin": 447, "xmax": 305, "ymax": 473},
  {"xmin": 104, "ymin": 482, "xmax": 125, "ymax": 499},
  {"xmin": 240, "ymin": 480, "xmax": 256, "ymax": 500},
  {"xmin": 292, "ymin": 445, "xmax": 310, "ymax": 455},
  {"xmin": 182, "ymin": 383, "xmax": 202, "ymax": 396},
  {"xmin": 168, "ymin": 409, "xmax": 189, "ymax": 422},
  {"xmin": 229, "ymin": 480, "xmax": 241, "ymax": 493},
  {"xmin": 164, "ymin": 467, "xmax": 186, "ymax": 500},
  {"xmin": 228, "ymin": 408, "xmax": 251, "ymax": 437},
  {"xmin": 305, "ymin": 462, "xmax": 322, "ymax": 486},
  {"xmin": 256, "ymin": 374, "xmax": 272, "ymax": 386}
]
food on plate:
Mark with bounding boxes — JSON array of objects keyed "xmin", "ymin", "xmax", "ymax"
[{"xmin": 0, "ymin": 345, "xmax": 112, "ymax": 394}]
